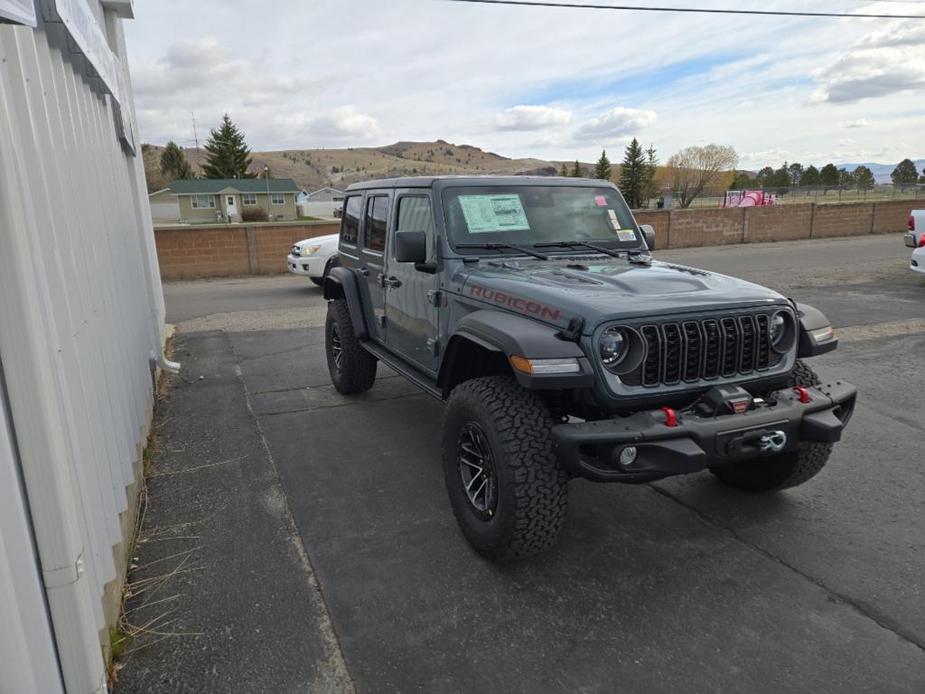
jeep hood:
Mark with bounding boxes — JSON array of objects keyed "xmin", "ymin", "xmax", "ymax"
[{"xmin": 457, "ymin": 257, "xmax": 786, "ymax": 330}]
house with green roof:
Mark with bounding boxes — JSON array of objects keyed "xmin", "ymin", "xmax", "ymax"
[{"xmin": 165, "ymin": 178, "xmax": 301, "ymax": 223}]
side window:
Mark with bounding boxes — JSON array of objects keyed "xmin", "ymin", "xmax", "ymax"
[
  {"xmin": 396, "ymin": 196, "xmax": 435, "ymax": 260},
  {"xmin": 364, "ymin": 196, "xmax": 389, "ymax": 253},
  {"xmin": 341, "ymin": 195, "xmax": 362, "ymax": 245}
]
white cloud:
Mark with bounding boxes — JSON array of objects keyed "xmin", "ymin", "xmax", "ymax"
[
  {"xmin": 811, "ymin": 22, "xmax": 925, "ymax": 104},
  {"xmin": 306, "ymin": 107, "xmax": 382, "ymax": 140},
  {"xmin": 123, "ymin": 0, "xmax": 925, "ymax": 166},
  {"xmin": 493, "ymin": 105, "xmax": 572, "ymax": 131},
  {"xmin": 838, "ymin": 118, "xmax": 870, "ymax": 129},
  {"xmin": 575, "ymin": 107, "xmax": 657, "ymax": 141}
]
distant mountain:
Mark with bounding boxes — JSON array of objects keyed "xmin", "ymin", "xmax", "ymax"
[
  {"xmin": 141, "ymin": 140, "xmax": 594, "ymax": 194},
  {"xmin": 837, "ymin": 160, "xmax": 925, "ymax": 184}
]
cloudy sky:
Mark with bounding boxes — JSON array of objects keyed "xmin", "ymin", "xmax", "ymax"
[{"xmin": 124, "ymin": 0, "xmax": 925, "ymax": 169}]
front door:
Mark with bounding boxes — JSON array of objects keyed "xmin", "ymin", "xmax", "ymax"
[
  {"xmin": 225, "ymin": 194, "xmax": 238, "ymax": 220},
  {"xmin": 384, "ymin": 193, "xmax": 439, "ymax": 373}
]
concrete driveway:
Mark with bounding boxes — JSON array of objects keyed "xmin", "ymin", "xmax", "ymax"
[{"xmin": 137, "ymin": 234, "xmax": 925, "ymax": 692}]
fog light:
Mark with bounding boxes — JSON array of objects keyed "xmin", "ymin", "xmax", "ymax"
[{"xmin": 619, "ymin": 446, "xmax": 638, "ymax": 467}]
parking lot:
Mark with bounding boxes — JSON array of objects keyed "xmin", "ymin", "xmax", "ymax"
[{"xmin": 126, "ymin": 233, "xmax": 925, "ymax": 692}]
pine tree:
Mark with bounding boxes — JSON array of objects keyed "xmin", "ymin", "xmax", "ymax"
[
  {"xmin": 854, "ymin": 165, "xmax": 875, "ymax": 190},
  {"xmin": 201, "ymin": 114, "xmax": 255, "ymax": 179},
  {"xmin": 594, "ymin": 150, "xmax": 612, "ymax": 180},
  {"xmin": 642, "ymin": 144, "xmax": 659, "ymax": 204},
  {"xmin": 160, "ymin": 141, "xmax": 194, "ymax": 180},
  {"xmin": 571, "ymin": 160, "xmax": 582, "ymax": 178},
  {"xmin": 559, "ymin": 162, "xmax": 569, "ymax": 177},
  {"xmin": 618, "ymin": 138, "xmax": 646, "ymax": 209}
]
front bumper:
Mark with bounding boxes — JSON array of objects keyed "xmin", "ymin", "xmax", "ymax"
[
  {"xmin": 552, "ymin": 381, "xmax": 856, "ymax": 483},
  {"xmin": 287, "ymin": 254, "xmax": 326, "ymax": 278}
]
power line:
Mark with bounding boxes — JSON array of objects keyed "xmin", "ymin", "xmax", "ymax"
[{"xmin": 439, "ymin": 0, "xmax": 925, "ymax": 19}]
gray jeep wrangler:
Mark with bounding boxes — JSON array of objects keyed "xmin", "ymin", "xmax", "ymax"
[{"xmin": 323, "ymin": 176, "xmax": 856, "ymax": 560}]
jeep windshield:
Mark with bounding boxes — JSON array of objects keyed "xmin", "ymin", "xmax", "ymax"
[{"xmin": 443, "ymin": 185, "xmax": 642, "ymax": 256}]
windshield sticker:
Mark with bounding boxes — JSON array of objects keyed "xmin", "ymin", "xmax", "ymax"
[
  {"xmin": 617, "ymin": 229, "xmax": 638, "ymax": 242},
  {"xmin": 595, "ymin": 195, "xmax": 608, "ymax": 207},
  {"xmin": 607, "ymin": 209, "xmax": 620, "ymax": 230},
  {"xmin": 458, "ymin": 194, "xmax": 531, "ymax": 233}
]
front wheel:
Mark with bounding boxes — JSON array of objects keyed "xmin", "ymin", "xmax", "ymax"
[
  {"xmin": 442, "ymin": 377, "xmax": 568, "ymax": 560},
  {"xmin": 710, "ymin": 360, "xmax": 831, "ymax": 492}
]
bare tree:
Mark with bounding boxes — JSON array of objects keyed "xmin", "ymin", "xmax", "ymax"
[{"xmin": 666, "ymin": 144, "xmax": 738, "ymax": 208}]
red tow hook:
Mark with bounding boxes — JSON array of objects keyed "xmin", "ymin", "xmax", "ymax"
[
  {"xmin": 795, "ymin": 385, "xmax": 811, "ymax": 404},
  {"xmin": 661, "ymin": 406, "xmax": 679, "ymax": 427}
]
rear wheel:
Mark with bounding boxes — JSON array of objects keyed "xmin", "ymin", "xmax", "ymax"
[
  {"xmin": 325, "ymin": 299, "xmax": 377, "ymax": 394},
  {"xmin": 442, "ymin": 377, "xmax": 568, "ymax": 560},
  {"xmin": 710, "ymin": 360, "xmax": 832, "ymax": 492}
]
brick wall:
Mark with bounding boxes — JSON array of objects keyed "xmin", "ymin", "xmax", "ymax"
[
  {"xmin": 669, "ymin": 208, "xmax": 745, "ymax": 248},
  {"xmin": 154, "ymin": 202, "xmax": 915, "ymax": 280},
  {"xmin": 873, "ymin": 200, "xmax": 916, "ymax": 234},
  {"xmin": 746, "ymin": 204, "xmax": 813, "ymax": 243},
  {"xmin": 155, "ymin": 221, "xmax": 340, "ymax": 279},
  {"xmin": 811, "ymin": 202, "xmax": 873, "ymax": 238},
  {"xmin": 633, "ymin": 210, "xmax": 670, "ymax": 250}
]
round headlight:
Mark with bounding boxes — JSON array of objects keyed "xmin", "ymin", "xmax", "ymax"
[
  {"xmin": 770, "ymin": 311, "xmax": 788, "ymax": 347},
  {"xmin": 599, "ymin": 328, "xmax": 629, "ymax": 368}
]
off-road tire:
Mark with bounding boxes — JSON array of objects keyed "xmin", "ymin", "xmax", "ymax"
[
  {"xmin": 710, "ymin": 360, "xmax": 831, "ymax": 492},
  {"xmin": 325, "ymin": 299, "xmax": 377, "ymax": 394},
  {"xmin": 442, "ymin": 376, "xmax": 568, "ymax": 560}
]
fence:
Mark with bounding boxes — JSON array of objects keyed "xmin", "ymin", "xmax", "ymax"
[
  {"xmin": 649, "ymin": 184, "xmax": 924, "ymax": 210},
  {"xmin": 156, "ymin": 220, "xmax": 340, "ymax": 279},
  {"xmin": 633, "ymin": 199, "xmax": 912, "ymax": 250},
  {"xmin": 1, "ymin": 6, "xmax": 166, "ymax": 693},
  {"xmin": 155, "ymin": 200, "xmax": 914, "ymax": 280}
]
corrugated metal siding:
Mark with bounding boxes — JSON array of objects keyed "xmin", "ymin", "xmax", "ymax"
[{"xmin": 0, "ymin": 3, "xmax": 165, "ymax": 687}]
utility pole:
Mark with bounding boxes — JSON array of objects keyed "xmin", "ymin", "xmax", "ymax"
[{"xmin": 191, "ymin": 112, "xmax": 200, "ymax": 151}]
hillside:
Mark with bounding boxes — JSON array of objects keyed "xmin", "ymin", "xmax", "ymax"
[{"xmin": 142, "ymin": 140, "xmax": 590, "ymax": 193}]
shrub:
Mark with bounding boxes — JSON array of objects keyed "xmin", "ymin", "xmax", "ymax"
[{"xmin": 241, "ymin": 207, "xmax": 268, "ymax": 222}]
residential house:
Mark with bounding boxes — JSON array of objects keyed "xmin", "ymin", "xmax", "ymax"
[
  {"xmin": 149, "ymin": 187, "xmax": 180, "ymax": 223},
  {"xmin": 168, "ymin": 178, "xmax": 300, "ymax": 223},
  {"xmin": 297, "ymin": 186, "xmax": 345, "ymax": 218}
]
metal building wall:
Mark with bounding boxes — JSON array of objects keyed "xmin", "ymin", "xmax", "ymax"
[{"xmin": 0, "ymin": 2, "xmax": 166, "ymax": 690}]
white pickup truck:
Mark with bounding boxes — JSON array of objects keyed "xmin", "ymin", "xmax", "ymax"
[{"xmin": 905, "ymin": 210, "xmax": 925, "ymax": 275}]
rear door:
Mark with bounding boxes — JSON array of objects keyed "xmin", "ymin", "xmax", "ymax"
[
  {"xmin": 384, "ymin": 192, "xmax": 440, "ymax": 373},
  {"xmin": 360, "ymin": 191, "xmax": 391, "ymax": 341}
]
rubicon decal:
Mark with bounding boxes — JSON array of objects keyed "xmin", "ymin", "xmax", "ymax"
[{"xmin": 468, "ymin": 285, "xmax": 561, "ymax": 320}]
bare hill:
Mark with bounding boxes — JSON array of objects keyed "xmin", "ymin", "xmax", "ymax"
[{"xmin": 142, "ymin": 140, "xmax": 590, "ymax": 193}]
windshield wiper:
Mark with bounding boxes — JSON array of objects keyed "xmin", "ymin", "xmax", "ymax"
[
  {"xmin": 534, "ymin": 240, "xmax": 624, "ymax": 258},
  {"xmin": 535, "ymin": 240, "xmax": 651, "ymax": 263},
  {"xmin": 456, "ymin": 242, "xmax": 549, "ymax": 260}
]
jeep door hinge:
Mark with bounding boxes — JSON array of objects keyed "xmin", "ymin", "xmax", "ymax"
[{"xmin": 425, "ymin": 290, "xmax": 444, "ymax": 308}]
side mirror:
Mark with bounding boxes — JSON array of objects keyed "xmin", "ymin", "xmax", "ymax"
[
  {"xmin": 394, "ymin": 230, "xmax": 427, "ymax": 264},
  {"xmin": 640, "ymin": 224, "xmax": 656, "ymax": 252}
]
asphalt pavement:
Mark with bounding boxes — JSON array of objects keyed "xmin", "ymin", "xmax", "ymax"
[{"xmin": 123, "ymin": 233, "xmax": 925, "ymax": 693}]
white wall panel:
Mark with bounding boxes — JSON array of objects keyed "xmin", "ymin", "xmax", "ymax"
[{"xmin": 0, "ymin": 2, "xmax": 165, "ymax": 690}]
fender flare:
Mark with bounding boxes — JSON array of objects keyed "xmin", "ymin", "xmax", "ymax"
[
  {"xmin": 324, "ymin": 266, "xmax": 369, "ymax": 339},
  {"xmin": 439, "ymin": 310, "xmax": 593, "ymax": 392},
  {"xmin": 793, "ymin": 301, "xmax": 838, "ymax": 357}
]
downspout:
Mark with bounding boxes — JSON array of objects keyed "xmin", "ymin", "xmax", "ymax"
[{"xmin": 105, "ymin": 9, "xmax": 180, "ymax": 377}]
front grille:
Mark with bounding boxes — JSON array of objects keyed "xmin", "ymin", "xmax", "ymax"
[{"xmin": 629, "ymin": 311, "xmax": 784, "ymax": 388}]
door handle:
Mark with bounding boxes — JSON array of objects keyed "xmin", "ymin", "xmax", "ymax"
[{"xmin": 378, "ymin": 274, "xmax": 402, "ymax": 289}]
